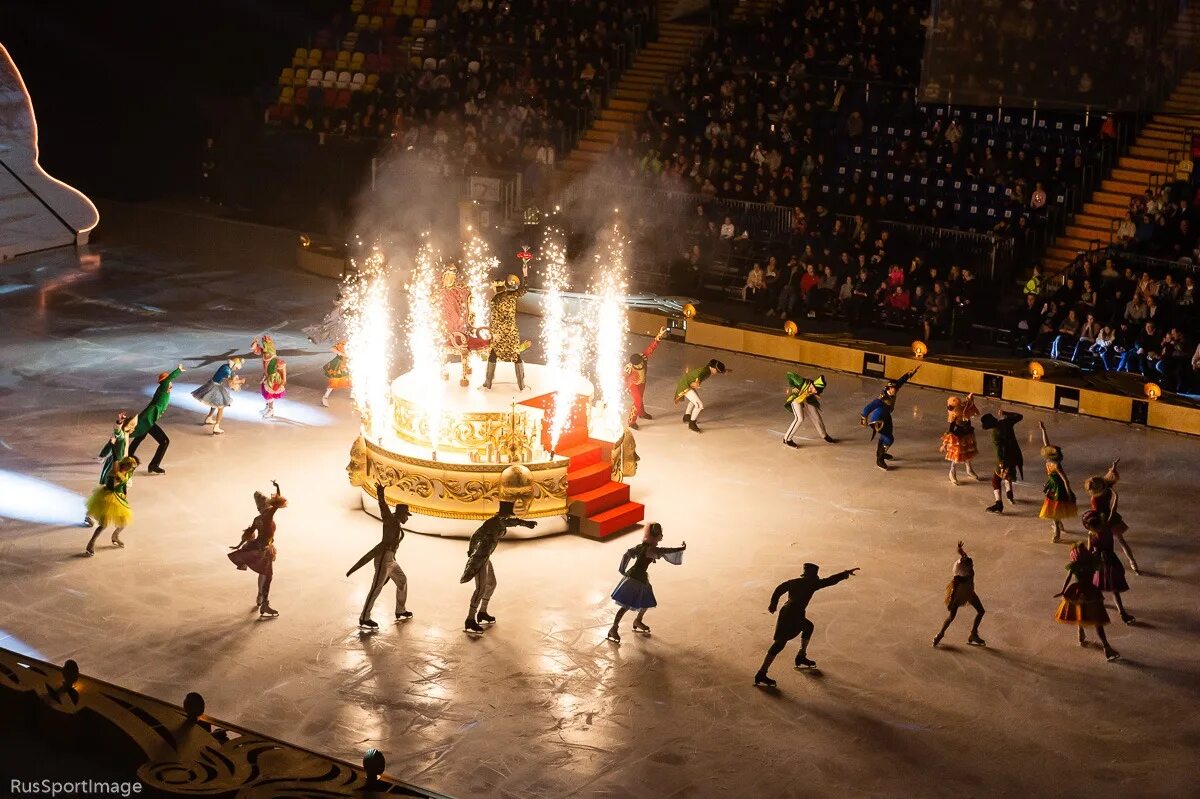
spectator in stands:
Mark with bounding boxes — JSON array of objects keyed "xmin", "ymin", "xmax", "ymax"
[
  {"xmin": 743, "ymin": 263, "xmax": 766, "ymax": 303},
  {"xmin": 1120, "ymin": 321, "xmax": 1162, "ymax": 378},
  {"xmin": 1072, "ymin": 313, "xmax": 1101, "ymax": 363},
  {"xmin": 771, "ymin": 258, "xmax": 803, "ymax": 320},
  {"xmin": 1051, "ymin": 308, "xmax": 1081, "ymax": 360},
  {"xmin": 759, "ymin": 259, "xmax": 781, "ymax": 311},
  {"xmin": 1090, "ymin": 324, "xmax": 1116, "ymax": 370}
]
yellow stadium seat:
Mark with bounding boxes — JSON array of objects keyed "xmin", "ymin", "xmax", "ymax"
[
  {"xmin": 411, "ymin": 17, "xmax": 423, "ymax": 32},
  {"xmin": 278, "ymin": 86, "xmax": 295, "ymax": 104},
  {"xmin": 335, "ymin": 51, "xmax": 350, "ymax": 69},
  {"xmin": 355, "ymin": 14, "xmax": 369, "ymax": 30},
  {"xmin": 410, "ymin": 56, "xmax": 422, "ymax": 68},
  {"xmin": 424, "ymin": 18, "xmax": 436, "ymax": 31},
  {"xmin": 279, "ymin": 67, "xmax": 295, "ymax": 85},
  {"xmin": 350, "ymin": 52, "xmax": 365, "ymax": 68},
  {"xmin": 351, "ymin": 0, "xmax": 364, "ymax": 11},
  {"xmin": 365, "ymin": 73, "xmax": 379, "ymax": 87}
]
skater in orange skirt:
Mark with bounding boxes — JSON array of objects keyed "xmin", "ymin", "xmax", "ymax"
[
  {"xmin": 321, "ymin": 341, "xmax": 350, "ymax": 407},
  {"xmin": 1054, "ymin": 541, "xmax": 1119, "ymax": 661},
  {"xmin": 1037, "ymin": 422, "xmax": 1076, "ymax": 543},
  {"xmin": 940, "ymin": 394, "xmax": 980, "ymax": 484}
]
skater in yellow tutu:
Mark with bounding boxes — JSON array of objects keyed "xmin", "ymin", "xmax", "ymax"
[{"xmin": 84, "ymin": 456, "xmax": 138, "ymax": 556}]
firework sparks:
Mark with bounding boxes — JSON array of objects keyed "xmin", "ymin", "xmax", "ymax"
[
  {"xmin": 540, "ymin": 229, "xmax": 578, "ymax": 453},
  {"xmin": 406, "ymin": 240, "xmax": 446, "ymax": 454},
  {"xmin": 343, "ymin": 247, "xmax": 393, "ymax": 441},
  {"xmin": 463, "ymin": 236, "xmax": 498, "ymax": 334},
  {"xmin": 587, "ymin": 224, "xmax": 629, "ymax": 441}
]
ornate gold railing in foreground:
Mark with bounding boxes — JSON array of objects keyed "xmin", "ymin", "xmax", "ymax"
[{"xmin": 0, "ymin": 646, "xmax": 453, "ymax": 798}]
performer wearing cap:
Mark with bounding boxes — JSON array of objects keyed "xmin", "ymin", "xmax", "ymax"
[
  {"xmin": 783, "ymin": 372, "xmax": 834, "ymax": 447},
  {"xmin": 483, "ymin": 263, "xmax": 530, "ymax": 392},
  {"xmin": 675, "ymin": 358, "xmax": 729, "ymax": 433},
  {"xmin": 933, "ymin": 540, "xmax": 987, "ymax": 647},
  {"xmin": 129, "ymin": 364, "xmax": 184, "ymax": 474},
  {"xmin": 754, "ymin": 562, "xmax": 859, "ymax": 687},
  {"xmin": 192, "ymin": 357, "xmax": 244, "ymax": 434},
  {"xmin": 251, "ymin": 335, "xmax": 286, "ymax": 418},
  {"xmin": 321, "ymin": 342, "xmax": 350, "ymax": 407},
  {"xmin": 460, "ymin": 501, "xmax": 536, "ymax": 634},
  {"xmin": 625, "ymin": 327, "xmax": 668, "ymax": 429},
  {"xmin": 347, "ymin": 482, "xmax": 413, "ymax": 629},
  {"xmin": 980, "ymin": 406, "xmax": 1024, "ymax": 504},
  {"xmin": 860, "ymin": 367, "xmax": 919, "ymax": 470},
  {"xmin": 604, "ymin": 523, "xmax": 685, "ymax": 644}
]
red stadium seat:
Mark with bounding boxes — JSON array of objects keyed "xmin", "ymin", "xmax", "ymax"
[
  {"xmin": 334, "ymin": 89, "xmax": 352, "ymax": 109},
  {"xmin": 294, "ymin": 87, "xmax": 309, "ymax": 105}
]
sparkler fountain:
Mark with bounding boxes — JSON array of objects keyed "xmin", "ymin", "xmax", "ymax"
[{"xmin": 345, "ymin": 233, "xmax": 645, "ymax": 539}]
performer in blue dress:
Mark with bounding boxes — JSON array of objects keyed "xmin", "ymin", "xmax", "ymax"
[
  {"xmin": 860, "ymin": 367, "xmax": 919, "ymax": 470},
  {"xmin": 192, "ymin": 357, "xmax": 244, "ymax": 435},
  {"xmin": 605, "ymin": 523, "xmax": 685, "ymax": 644}
]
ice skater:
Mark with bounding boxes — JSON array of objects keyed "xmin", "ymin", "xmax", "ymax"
[
  {"xmin": 482, "ymin": 268, "xmax": 530, "ymax": 391},
  {"xmin": 675, "ymin": 359, "xmax": 729, "ymax": 433},
  {"xmin": 459, "ymin": 500, "xmax": 536, "ymax": 634},
  {"xmin": 860, "ymin": 367, "xmax": 919, "ymax": 470},
  {"xmin": 192, "ymin": 357, "xmax": 244, "ymax": 434},
  {"xmin": 624, "ymin": 326, "xmax": 668, "ymax": 429},
  {"xmin": 604, "ymin": 523, "xmax": 685, "ymax": 644},
  {"xmin": 321, "ymin": 342, "xmax": 350, "ymax": 407},
  {"xmin": 1038, "ymin": 422, "xmax": 1076, "ymax": 543},
  {"xmin": 346, "ymin": 482, "xmax": 413, "ymax": 629},
  {"xmin": 754, "ymin": 563, "xmax": 860, "ymax": 687},
  {"xmin": 304, "ymin": 288, "xmax": 347, "ymax": 344},
  {"xmin": 228, "ymin": 480, "xmax": 287, "ymax": 618},
  {"xmin": 83, "ymin": 456, "xmax": 138, "ymax": 556},
  {"xmin": 251, "ymin": 335, "xmax": 287, "ymax": 418},
  {"xmin": 87, "ymin": 411, "xmax": 138, "ymax": 526},
  {"xmin": 1054, "ymin": 541, "xmax": 1120, "ymax": 662},
  {"xmin": 940, "ymin": 393, "xmax": 980, "ymax": 484},
  {"xmin": 1086, "ymin": 459, "xmax": 1140, "ymax": 575},
  {"xmin": 933, "ymin": 541, "xmax": 986, "ymax": 647},
  {"xmin": 985, "ymin": 462, "xmax": 1013, "ymax": 514},
  {"xmin": 980, "ymin": 406, "xmax": 1024, "ymax": 503},
  {"xmin": 1083, "ymin": 510, "xmax": 1136, "ymax": 625},
  {"xmin": 783, "ymin": 372, "xmax": 834, "ymax": 447},
  {"xmin": 129, "ymin": 365, "xmax": 184, "ymax": 474}
]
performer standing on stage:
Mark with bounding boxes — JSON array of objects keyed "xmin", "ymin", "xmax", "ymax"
[
  {"xmin": 933, "ymin": 540, "xmax": 986, "ymax": 647},
  {"xmin": 980, "ymin": 406, "xmax": 1024, "ymax": 503},
  {"xmin": 754, "ymin": 563, "xmax": 859, "ymax": 687},
  {"xmin": 192, "ymin": 357, "xmax": 244, "ymax": 434},
  {"xmin": 783, "ymin": 372, "xmax": 834, "ymax": 447},
  {"xmin": 860, "ymin": 367, "xmax": 919, "ymax": 470},
  {"xmin": 321, "ymin": 342, "xmax": 350, "ymax": 407},
  {"xmin": 228, "ymin": 481, "xmax": 287, "ymax": 618},
  {"xmin": 1083, "ymin": 510, "xmax": 1136, "ymax": 625},
  {"xmin": 129, "ymin": 365, "xmax": 184, "ymax": 474},
  {"xmin": 1054, "ymin": 541, "xmax": 1120, "ymax": 662},
  {"xmin": 87, "ymin": 411, "xmax": 137, "ymax": 526},
  {"xmin": 251, "ymin": 335, "xmax": 287, "ymax": 418},
  {"xmin": 1038, "ymin": 422, "xmax": 1076, "ymax": 543},
  {"xmin": 459, "ymin": 501, "xmax": 536, "ymax": 634},
  {"xmin": 483, "ymin": 266, "xmax": 530, "ymax": 391},
  {"xmin": 347, "ymin": 482, "xmax": 413, "ymax": 629},
  {"xmin": 940, "ymin": 393, "xmax": 981, "ymax": 484},
  {"xmin": 1086, "ymin": 459, "xmax": 1140, "ymax": 575},
  {"xmin": 625, "ymin": 326, "xmax": 668, "ymax": 429},
  {"xmin": 604, "ymin": 524, "xmax": 685, "ymax": 644},
  {"xmin": 83, "ymin": 456, "xmax": 138, "ymax": 556},
  {"xmin": 675, "ymin": 359, "xmax": 729, "ymax": 433}
]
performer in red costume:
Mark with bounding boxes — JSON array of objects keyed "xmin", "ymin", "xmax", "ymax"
[
  {"xmin": 624, "ymin": 327, "xmax": 668, "ymax": 429},
  {"xmin": 439, "ymin": 264, "xmax": 490, "ymax": 386}
]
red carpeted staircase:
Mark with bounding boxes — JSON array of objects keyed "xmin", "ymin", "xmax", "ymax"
[{"xmin": 520, "ymin": 392, "xmax": 645, "ymax": 540}]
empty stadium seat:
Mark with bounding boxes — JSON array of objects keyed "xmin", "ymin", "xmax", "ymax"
[
  {"xmin": 307, "ymin": 68, "xmax": 322, "ymax": 87},
  {"xmin": 350, "ymin": 52, "xmax": 365, "ymax": 69},
  {"xmin": 335, "ymin": 51, "xmax": 350, "ymax": 70},
  {"xmin": 424, "ymin": 18, "xmax": 436, "ymax": 32},
  {"xmin": 279, "ymin": 67, "xmax": 295, "ymax": 86},
  {"xmin": 334, "ymin": 89, "xmax": 352, "ymax": 109},
  {"xmin": 336, "ymin": 71, "xmax": 352, "ymax": 89},
  {"xmin": 350, "ymin": 0, "xmax": 364, "ymax": 12},
  {"xmin": 306, "ymin": 48, "xmax": 321, "ymax": 67},
  {"xmin": 291, "ymin": 47, "xmax": 307, "ymax": 67},
  {"xmin": 365, "ymin": 73, "xmax": 379, "ymax": 89},
  {"xmin": 322, "ymin": 70, "xmax": 337, "ymax": 88},
  {"xmin": 294, "ymin": 87, "xmax": 309, "ymax": 105},
  {"xmin": 369, "ymin": 15, "xmax": 383, "ymax": 31},
  {"xmin": 351, "ymin": 72, "xmax": 366, "ymax": 91},
  {"xmin": 278, "ymin": 85, "xmax": 295, "ymax": 105},
  {"xmin": 410, "ymin": 17, "xmax": 424, "ymax": 32},
  {"xmin": 355, "ymin": 14, "xmax": 369, "ymax": 30}
]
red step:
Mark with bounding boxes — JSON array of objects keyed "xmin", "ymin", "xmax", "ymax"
[
  {"xmin": 558, "ymin": 441, "xmax": 603, "ymax": 469},
  {"xmin": 579, "ymin": 501, "xmax": 645, "ymax": 539},
  {"xmin": 568, "ymin": 481, "xmax": 630, "ymax": 516},
  {"xmin": 567, "ymin": 461, "xmax": 611, "ymax": 494}
]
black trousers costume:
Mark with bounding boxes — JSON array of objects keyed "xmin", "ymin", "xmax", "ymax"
[
  {"xmin": 773, "ymin": 603, "xmax": 815, "ymax": 642},
  {"xmin": 129, "ymin": 424, "xmax": 169, "ymax": 470}
]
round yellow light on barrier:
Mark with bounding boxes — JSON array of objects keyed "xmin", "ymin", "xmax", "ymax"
[
  {"xmin": 784, "ymin": 320, "xmax": 798, "ymax": 337},
  {"xmin": 1144, "ymin": 382, "xmax": 1162, "ymax": 400},
  {"xmin": 682, "ymin": 303, "xmax": 697, "ymax": 319},
  {"xmin": 1029, "ymin": 361, "xmax": 1045, "ymax": 380},
  {"xmin": 912, "ymin": 340, "xmax": 927, "ymax": 359}
]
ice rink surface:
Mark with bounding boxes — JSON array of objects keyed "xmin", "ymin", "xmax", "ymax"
[{"xmin": 1, "ymin": 206, "xmax": 1197, "ymax": 799}]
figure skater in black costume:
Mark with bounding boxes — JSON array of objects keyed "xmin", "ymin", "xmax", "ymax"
[{"xmin": 754, "ymin": 563, "xmax": 859, "ymax": 687}]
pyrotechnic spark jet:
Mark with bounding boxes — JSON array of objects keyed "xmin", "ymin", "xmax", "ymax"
[
  {"xmin": 540, "ymin": 230, "xmax": 568, "ymax": 376},
  {"xmin": 549, "ymin": 321, "xmax": 589, "ymax": 454},
  {"xmin": 343, "ymin": 248, "xmax": 393, "ymax": 441},
  {"xmin": 463, "ymin": 236, "xmax": 498, "ymax": 333},
  {"xmin": 588, "ymin": 224, "xmax": 629, "ymax": 441},
  {"xmin": 407, "ymin": 240, "xmax": 446, "ymax": 454}
]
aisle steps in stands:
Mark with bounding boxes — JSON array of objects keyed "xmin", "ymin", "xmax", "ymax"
[
  {"xmin": 729, "ymin": 0, "xmax": 775, "ymax": 22},
  {"xmin": 556, "ymin": 7, "xmax": 705, "ymax": 180},
  {"xmin": 1045, "ymin": 67, "xmax": 1200, "ymax": 273}
]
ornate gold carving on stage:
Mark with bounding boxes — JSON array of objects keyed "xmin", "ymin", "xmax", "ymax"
[
  {"xmin": 0, "ymin": 647, "xmax": 443, "ymax": 798},
  {"xmin": 392, "ymin": 396, "xmax": 540, "ymax": 463}
]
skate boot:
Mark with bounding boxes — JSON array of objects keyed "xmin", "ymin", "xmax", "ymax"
[
  {"xmin": 629, "ymin": 421, "xmax": 639, "ymax": 430},
  {"xmin": 1006, "ymin": 489, "xmax": 1015, "ymax": 503},
  {"xmin": 949, "ymin": 471, "xmax": 960, "ymax": 485},
  {"xmin": 359, "ymin": 618, "xmax": 379, "ymax": 630},
  {"xmin": 967, "ymin": 633, "xmax": 987, "ymax": 646},
  {"xmin": 212, "ymin": 426, "xmax": 224, "ymax": 435},
  {"xmin": 396, "ymin": 611, "xmax": 414, "ymax": 622},
  {"xmin": 464, "ymin": 617, "xmax": 484, "ymax": 635},
  {"xmin": 110, "ymin": 534, "xmax": 124, "ymax": 548},
  {"xmin": 1105, "ymin": 648, "xmax": 1121, "ymax": 662},
  {"xmin": 784, "ymin": 439, "xmax": 799, "ymax": 448},
  {"xmin": 876, "ymin": 455, "xmax": 889, "ymax": 471},
  {"xmin": 965, "ymin": 466, "xmax": 979, "ymax": 481},
  {"xmin": 1120, "ymin": 613, "xmax": 1136, "ymax": 625},
  {"xmin": 84, "ymin": 548, "xmax": 95, "ymax": 557},
  {"xmin": 259, "ymin": 603, "xmax": 279, "ymax": 618},
  {"xmin": 83, "ymin": 516, "xmax": 95, "ymax": 528},
  {"xmin": 641, "ymin": 412, "xmax": 654, "ymax": 420},
  {"xmin": 477, "ymin": 611, "xmax": 496, "ymax": 626},
  {"xmin": 688, "ymin": 420, "xmax": 702, "ymax": 433},
  {"xmin": 753, "ymin": 672, "xmax": 777, "ymax": 688},
  {"xmin": 823, "ymin": 435, "xmax": 836, "ymax": 443},
  {"xmin": 632, "ymin": 622, "xmax": 651, "ymax": 635},
  {"xmin": 321, "ymin": 396, "xmax": 329, "ymax": 407},
  {"xmin": 794, "ymin": 656, "xmax": 816, "ymax": 669},
  {"xmin": 682, "ymin": 413, "xmax": 690, "ymax": 424},
  {"xmin": 985, "ymin": 501, "xmax": 1003, "ymax": 514},
  {"xmin": 605, "ymin": 627, "xmax": 621, "ymax": 643},
  {"xmin": 933, "ymin": 633, "xmax": 943, "ymax": 647}
]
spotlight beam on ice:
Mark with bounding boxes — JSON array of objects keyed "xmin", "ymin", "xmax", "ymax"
[{"xmin": 0, "ymin": 470, "xmax": 87, "ymax": 526}]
